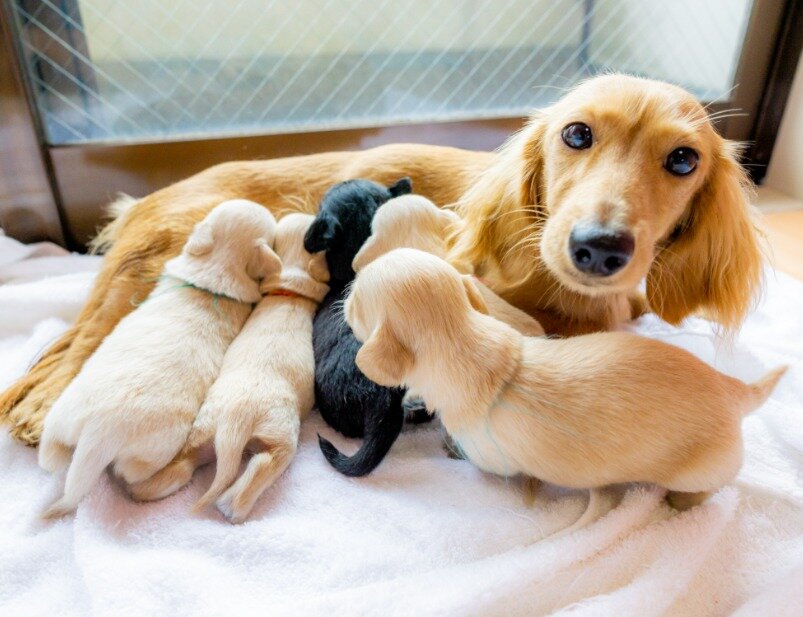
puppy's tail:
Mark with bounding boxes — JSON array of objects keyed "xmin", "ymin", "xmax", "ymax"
[
  {"xmin": 318, "ymin": 402, "xmax": 404, "ymax": 477},
  {"xmin": 42, "ymin": 430, "xmax": 120, "ymax": 519},
  {"xmin": 745, "ymin": 365, "xmax": 787, "ymax": 414},
  {"xmin": 194, "ymin": 417, "xmax": 252, "ymax": 513}
]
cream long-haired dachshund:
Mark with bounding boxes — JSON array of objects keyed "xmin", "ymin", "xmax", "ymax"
[
  {"xmin": 345, "ymin": 249, "xmax": 785, "ymax": 511},
  {"xmin": 352, "ymin": 193, "xmax": 544, "ymax": 337},
  {"xmin": 131, "ymin": 213, "xmax": 329, "ymax": 523},
  {"xmin": 2, "ymin": 74, "xmax": 764, "ymax": 446},
  {"xmin": 37, "ymin": 200, "xmax": 280, "ymax": 518}
]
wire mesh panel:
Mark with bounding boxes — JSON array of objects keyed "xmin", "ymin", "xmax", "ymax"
[{"xmin": 9, "ymin": 0, "xmax": 753, "ymax": 145}]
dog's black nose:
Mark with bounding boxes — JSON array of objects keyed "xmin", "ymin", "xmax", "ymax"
[{"xmin": 569, "ymin": 226, "xmax": 635, "ymax": 277}]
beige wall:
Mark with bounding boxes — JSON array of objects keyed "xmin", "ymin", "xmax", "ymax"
[
  {"xmin": 765, "ymin": 50, "xmax": 803, "ymax": 202},
  {"xmin": 79, "ymin": 0, "xmax": 582, "ymax": 61}
]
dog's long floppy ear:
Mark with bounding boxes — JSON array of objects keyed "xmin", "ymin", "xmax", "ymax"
[
  {"xmin": 448, "ymin": 115, "xmax": 547, "ymax": 280},
  {"xmin": 647, "ymin": 140, "xmax": 762, "ymax": 331},
  {"xmin": 304, "ymin": 211, "xmax": 340, "ymax": 253},
  {"xmin": 355, "ymin": 322, "xmax": 412, "ymax": 387},
  {"xmin": 388, "ymin": 177, "xmax": 413, "ymax": 197},
  {"xmin": 185, "ymin": 222, "xmax": 214, "ymax": 257},
  {"xmin": 462, "ymin": 275, "xmax": 489, "ymax": 314},
  {"xmin": 247, "ymin": 239, "xmax": 283, "ymax": 282}
]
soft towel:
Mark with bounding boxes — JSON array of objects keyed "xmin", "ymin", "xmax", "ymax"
[{"xmin": 0, "ymin": 233, "xmax": 800, "ymax": 616}]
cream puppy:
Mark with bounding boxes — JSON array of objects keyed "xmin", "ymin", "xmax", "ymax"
[
  {"xmin": 38, "ymin": 200, "xmax": 280, "ymax": 518},
  {"xmin": 352, "ymin": 194, "xmax": 544, "ymax": 337},
  {"xmin": 345, "ymin": 249, "xmax": 786, "ymax": 510},
  {"xmin": 131, "ymin": 213, "xmax": 329, "ymax": 523}
]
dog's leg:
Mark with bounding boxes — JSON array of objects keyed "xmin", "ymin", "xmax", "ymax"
[
  {"xmin": 666, "ymin": 490, "xmax": 711, "ymax": 511},
  {"xmin": 216, "ymin": 433, "xmax": 297, "ymax": 524}
]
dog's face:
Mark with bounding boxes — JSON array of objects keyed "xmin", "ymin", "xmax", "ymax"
[
  {"xmin": 185, "ymin": 199, "xmax": 281, "ymax": 284},
  {"xmin": 451, "ymin": 74, "xmax": 760, "ymax": 330},
  {"xmin": 352, "ymin": 195, "xmax": 460, "ymax": 272},
  {"xmin": 303, "ymin": 177, "xmax": 412, "ymax": 283},
  {"xmin": 534, "ymin": 76, "xmax": 717, "ymax": 295}
]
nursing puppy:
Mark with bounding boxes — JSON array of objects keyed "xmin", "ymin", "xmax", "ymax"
[
  {"xmin": 38, "ymin": 200, "xmax": 279, "ymax": 518},
  {"xmin": 352, "ymin": 194, "xmax": 544, "ymax": 337},
  {"xmin": 304, "ymin": 177, "xmax": 420, "ymax": 478},
  {"xmin": 345, "ymin": 249, "xmax": 786, "ymax": 510},
  {"xmin": 131, "ymin": 214, "xmax": 329, "ymax": 523}
]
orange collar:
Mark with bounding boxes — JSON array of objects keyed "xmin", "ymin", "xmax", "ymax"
[{"xmin": 267, "ymin": 288, "xmax": 302, "ymax": 299}]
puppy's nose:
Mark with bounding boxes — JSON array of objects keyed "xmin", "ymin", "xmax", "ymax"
[{"xmin": 569, "ymin": 226, "xmax": 635, "ymax": 277}]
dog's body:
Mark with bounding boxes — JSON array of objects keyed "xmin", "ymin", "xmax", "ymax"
[
  {"xmin": 305, "ymin": 178, "xmax": 422, "ymax": 477},
  {"xmin": 131, "ymin": 213, "xmax": 328, "ymax": 523},
  {"xmin": 2, "ymin": 75, "xmax": 764, "ymax": 446},
  {"xmin": 346, "ymin": 249, "xmax": 785, "ymax": 509},
  {"xmin": 37, "ymin": 200, "xmax": 279, "ymax": 517},
  {"xmin": 353, "ymin": 193, "xmax": 544, "ymax": 337}
]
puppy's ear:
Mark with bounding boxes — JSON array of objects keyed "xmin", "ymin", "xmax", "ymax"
[
  {"xmin": 388, "ymin": 177, "xmax": 413, "ymax": 197},
  {"xmin": 462, "ymin": 275, "xmax": 489, "ymax": 314},
  {"xmin": 352, "ymin": 238, "xmax": 378, "ymax": 272},
  {"xmin": 647, "ymin": 139, "xmax": 761, "ymax": 331},
  {"xmin": 355, "ymin": 322, "xmax": 412, "ymax": 387},
  {"xmin": 247, "ymin": 239, "xmax": 283, "ymax": 282},
  {"xmin": 185, "ymin": 222, "xmax": 214, "ymax": 257},
  {"xmin": 308, "ymin": 251, "xmax": 330, "ymax": 282},
  {"xmin": 304, "ymin": 211, "xmax": 340, "ymax": 253}
]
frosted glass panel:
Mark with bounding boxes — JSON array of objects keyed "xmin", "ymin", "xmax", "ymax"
[{"xmin": 10, "ymin": 0, "xmax": 753, "ymax": 145}]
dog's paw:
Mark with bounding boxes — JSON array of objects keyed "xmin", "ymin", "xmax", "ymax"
[
  {"xmin": 128, "ymin": 459, "xmax": 195, "ymax": 502},
  {"xmin": 442, "ymin": 433, "xmax": 466, "ymax": 460},
  {"xmin": 215, "ymin": 489, "xmax": 246, "ymax": 524},
  {"xmin": 402, "ymin": 396, "xmax": 434, "ymax": 425}
]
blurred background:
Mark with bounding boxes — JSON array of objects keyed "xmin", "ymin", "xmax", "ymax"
[{"xmin": 0, "ymin": 0, "xmax": 800, "ymax": 259}]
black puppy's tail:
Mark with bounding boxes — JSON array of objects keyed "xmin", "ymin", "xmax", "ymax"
[{"xmin": 318, "ymin": 406, "xmax": 404, "ymax": 477}]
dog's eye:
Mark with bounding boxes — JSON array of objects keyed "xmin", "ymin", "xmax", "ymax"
[
  {"xmin": 561, "ymin": 123, "xmax": 593, "ymax": 150},
  {"xmin": 664, "ymin": 147, "xmax": 699, "ymax": 176}
]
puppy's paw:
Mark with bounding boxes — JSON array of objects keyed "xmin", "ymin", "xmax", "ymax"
[
  {"xmin": 215, "ymin": 488, "xmax": 246, "ymax": 524},
  {"xmin": 442, "ymin": 433, "xmax": 465, "ymax": 460},
  {"xmin": 128, "ymin": 458, "xmax": 195, "ymax": 502},
  {"xmin": 666, "ymin": 490, "xmax": 711, "ymax": 511},
  {"xmin": 402, "ymin": 396, "xmax": 434, "ymax": 425}
]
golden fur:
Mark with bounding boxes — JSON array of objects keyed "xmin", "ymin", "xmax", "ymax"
[
  {"xmin": 345, "ymin": 249, "xmax": 784, "ymax": 510},
  {"xmin": 1, "ymin": 75, "xmax": 763, "ymax": 446}
]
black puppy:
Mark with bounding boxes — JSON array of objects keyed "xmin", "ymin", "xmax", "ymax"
[{"xmin": 305, "ymin": 177, "xmax": 427, "ymax": 477}]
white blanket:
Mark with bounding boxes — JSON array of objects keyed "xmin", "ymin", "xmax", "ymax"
[{"xmin": 0, "ymin": 234, "xmax": 801, "ymax": 617}]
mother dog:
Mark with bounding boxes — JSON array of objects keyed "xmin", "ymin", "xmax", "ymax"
[{"xmin": 0, "ymin": 75, "xmax": 762, "ymax": 445}]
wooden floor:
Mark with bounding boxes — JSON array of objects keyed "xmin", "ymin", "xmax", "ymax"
[
  {"xmin": 756, "ymin": 188, "xmax": 803, "ymax": 281},
  {"xmin": 763, "ymin": 210, "xmax": 803, "ymax": 280}
]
